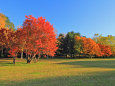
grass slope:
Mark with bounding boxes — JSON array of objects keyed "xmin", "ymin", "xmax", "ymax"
[{"xmin": 0, "ymin": 58, "xmax": 115, "ymax": 86}]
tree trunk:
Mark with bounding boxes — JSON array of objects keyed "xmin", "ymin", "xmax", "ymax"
[
  {"xmin": 38, "ymin": 53, "xmax": 41, "ymax": 60},
  {"xmin": 71, "ymin": 54, "xmax": 72, "ymax": 58},
  {"xmin": 90, "ymin": 55, "xmax": 93, "ymax": 59},
  {"xmin": 79, "ymin": 54, "xmax": 80, "ymax": 58},
  {"xmin": 47, "ymin": 55, "xmax": 48, "ymax": 59},
  {"xmin": 1, "ymin": 46, "xmax": 4, "ymax": 57},
  {"xmin": 34, "ymin": 57, "xmax": 37, "ymax": 63},
  {"xmin": 66, "ymin": 53, "xmax": 67, "ymax": 58},
  {"xmin": 31, "ymin": 54, "xmax": 36, "ymax": 63},
  {"xmin": 4, "ymin": 48, "xmax": 8, "ymax": 57},
  {"xmin": 26, "ymin": 50, "xmax": 30, "ymax": 64},
  {"xmin": 21, "ymin": 50, "xmax": 23, "ymax": 59},
  {"xmin": 13, "ymin": 57, "xmax": 16, "ymax": 64},
  {"xmin": 27, "ymin": 57, "xmax": 31, "ymax": 64},
  {"xmin": 27, "ymin": 54, "xmax": 36, "ymax": 64}
]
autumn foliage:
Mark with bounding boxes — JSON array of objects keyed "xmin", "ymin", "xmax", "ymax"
[
  {"xmin": 75, "ymin": 36, "xmax": 112, "ymax": 57},
  {"xmin": 98, "ymin": 44, "xmax": 112, "ymax": 57},
  {"xmin": 0, "ymin": 14, "xmax": 114, "ymax": 64},
  {"xmin": 81, "ymin": 37, "xmax": 101, "ymax": 57},
  {"xmin": 0, "ymin": 13, "xmax": 7, "ymax": 28},
  {"xmin": 0, "ymin": 15, "xmax": 58, "ymax": 64},
  {"xmin": 23, "ymin": 15, "xmax": 58, "ymax": 62}
]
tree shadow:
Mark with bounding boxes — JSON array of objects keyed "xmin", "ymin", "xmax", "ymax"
[
  {"xmin": 0, "ymin": 62, "xmax": 27, "ymax": 66},
  {"xmin": 0, "ymin": 62, "xmax": 14, "ymax": 66},
  {"xmin": 1, "ymin": 71, "xmax": 115, "ymax": 86},
  {"xmin": 57, "ymin": 60, "xmax": 115, "ymax": 68}
]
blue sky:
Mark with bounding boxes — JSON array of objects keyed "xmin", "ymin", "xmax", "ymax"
[{"xmin": 0, "ymin": 0, "xmax": 115, "ymax": 37}]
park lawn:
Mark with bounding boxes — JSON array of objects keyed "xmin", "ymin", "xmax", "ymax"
[{"xmin": 0, "ymin": 58, "xmax": 115, "ymax": 86}]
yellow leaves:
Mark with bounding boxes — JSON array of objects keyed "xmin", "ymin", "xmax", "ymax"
[
  {"xmin": 75, "ymin": 36, "xmax": 81, "ymax": 41},
  {"xmin": 0, "ymin": 13, "xmax": 7, "ymax": 29},
  {"xmin": 111, "ymin": 46, "xmax": 115, "ymax": 56}
]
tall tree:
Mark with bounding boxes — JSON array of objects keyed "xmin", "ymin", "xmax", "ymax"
[
  {"xmin": 98, "ymin": 44, "xmax": 112, "ymax": 57},
  {"xmin": 56, "ymin": 33, "xmax": 65, "ymax": 56},
  {"xmin": 20, "ymin": 15, "xmax": 58, "ymax": 63},
  {"xmin": 0, "ymin": 28, "xmax": 16, "ymax": 61},
  {"xmin": 80, "ymin": 37, "xmax": 101, "ymax": 58},
  {"xmin": 64, "ymin": 31, "xmax": 80, "ymax": 58},
  {"xmin": 74, "ymin": 36, "xmax": 83, "ymax": 57}
]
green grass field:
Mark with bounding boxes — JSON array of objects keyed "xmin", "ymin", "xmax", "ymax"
[{"xmin": 0, "ymin": 58, "xmax": 115, "ymax": 86}]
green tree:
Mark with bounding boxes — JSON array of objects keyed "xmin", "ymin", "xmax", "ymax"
[
  {"xmin": 64, "ymin": 31, "xmax": 80, "ymax": 58},
  {"xmin": 56, "ymin": 33, "xmax": 65, "ymax": 56},
  {"xmin": 74, "ymin": 36, "xmax": 83, "ymax": 57}
]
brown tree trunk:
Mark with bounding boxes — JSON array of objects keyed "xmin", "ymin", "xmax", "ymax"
[
  {"xmin": 71, "ymin": 54, "xmax": 72, "ymax": 58},
  {"xmin": 13, "ymin": 57, "xmax": 16, "ymax": 64},
  {"xmin": 21, "ymin": 50, "xmax": 23, "ymax": 59},
  {"xmin": 79, "ymin": 54, "xmax": 80, "ymax": 58},
  {"xmin": 27, "ymin": 54, "xmax": 36, "ymax": 64},
  {"xmin": 47, "ymin": 55, "xmax": 48, "ymax": 59},
  {"xmin": 90, "ymin": 55, "xmax": 93, "ymax": 59},
  {"xmin": 38, "ymin": 53, "xmax": 41, "ymax": 60},
  {"xmin": 66, "ymin": 53, "xmax": 67, "ymax": 58},
  {"xmin": 26, "ymin": 50, "xmax": 31, "ymax": 64},
  {"xmin": 34, "ymin": 57, "xmax": 37, "ymax": 63},
  {"xmin": 1, "ymin": 46, "xmax": 4, "ymax": 57},
  {"xmin": 27, "ymin": 57, "xmax": 31, "ymax": 64}
]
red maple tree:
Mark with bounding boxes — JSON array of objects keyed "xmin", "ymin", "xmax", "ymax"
[
  {"xmin": 9, "ymin": 15, "xmax": 58, "ymax": 63},
  {"xmin": 98, "ymin": 44, "xmax": 112, "ymax": 57}
]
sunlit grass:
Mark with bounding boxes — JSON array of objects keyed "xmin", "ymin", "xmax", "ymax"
[{"xmin": 0, "ymin": 58, "xmax": 115, "ymax": 86}]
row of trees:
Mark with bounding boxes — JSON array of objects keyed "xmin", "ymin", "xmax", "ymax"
[
  {"xmin": 0, "ymin": 14, "xmax": 58, "ymax": 64},
  {"xmin": 56, "ymin": 32, "xmax": 115, "ymax": 58},
  {"xmin": 0, "ymin": 13, "xmax": 115, "ymax": 64}
]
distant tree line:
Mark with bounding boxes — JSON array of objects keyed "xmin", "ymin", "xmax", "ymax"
[{"xmin": 56, "ymin": 32, "xmax": 115, "ymax": 58}]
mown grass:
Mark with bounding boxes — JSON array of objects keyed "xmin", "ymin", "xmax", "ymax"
[{"xmin": 0, "ymin": 58, "xmax": 115, "ymax": 86}]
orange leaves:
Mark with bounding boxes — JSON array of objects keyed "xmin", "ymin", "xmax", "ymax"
[
  {"xmin": 75, "ymin": 36, "xmax": 81, "ymax": 41},
  {"xmin": 81, "ymin": 37, "xmax": 101, "ymax": 56},
  {"xmin": 98, "ymin": 44, "xmax": 112, "ymax": 57},
  {"xmin": 75, "ymin": 36, "xmax": 112, "ymax": 57},
  {"xmin": 0, "ymin": 15, "xmax": 57, "ymax": 58},
  {"xmin": 21, "ymin": 15, "xmax": 57, "ymax": 56},
  {"xmin": 8, "ymin": 47, "xmax": 18, "ymax": 57}
]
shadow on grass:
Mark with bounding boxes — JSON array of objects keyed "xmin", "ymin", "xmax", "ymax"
[
  {"xmin": 0, "ymin": 58, "xmax": 28, "ymax": 66},
  {"xmin": 57, "ymin": 60, "xmax": 115, "ymax": 69},
  {"xmin": 1, "ymin": 71, "xmax": 115, "ymax": 86},
  {"xmin": 0, "ymin": 62, "xmax": 27, "ymax": 66}
]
